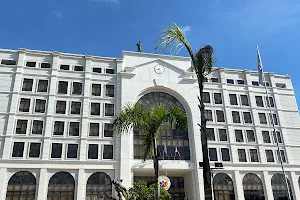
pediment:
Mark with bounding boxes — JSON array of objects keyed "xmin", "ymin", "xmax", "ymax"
[{"xmin": 121, "ymin": 59, "xmax": 196, "ymax": 81}]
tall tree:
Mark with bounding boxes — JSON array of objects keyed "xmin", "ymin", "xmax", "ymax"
[
  {"xmin": 155, "ymin": 23, "xmax": 215, "ymax": 200},
  {"xmin": 113, "ymin": 104, "xmax": 187, "ymax": 200}
]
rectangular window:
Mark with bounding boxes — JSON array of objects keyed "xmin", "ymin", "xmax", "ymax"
[
  {"xmin": 35, "ymin": 99, "xmax": 46, "ymax": 113},
  {"xmin": 60, "ymin": 65, "xmax": 70, "ymax": 70},
  {"xmin": 19, "ymin": 98, "xmax": 30, "ymax": 112},
  {"xmin": 216, "ymin": 110, "xmax": 225, "ymax": 122},
  {"xmin": 58, "ymin": 81, "xmax": 68, "ymax": 94},
  {"xmin": 258, "ymin": 113, "xmax": 267, "ymax": 124},
  {"xmin": 26, "ymin": 61, "xmax": 36, "ymax": 67},
  {"xmin": 221, "ymin": 148, "xmax": 230, "ymax": 161},
  {"xmin": 219, "ymin": 129, "xmax": 228, "ymax": 141},
  {"xmin": 104, "ymin": 123, "xmax": 114, "ymax": 137},
  {"xmin": 206, "ymin": 128, "xmax": 215, "ymax": 141},
  {"xmin": 238, "ymin": 149, "xmax": 247, "ymax": 162},
  {"xmin": 214, "ymin": 93, "xmax": 222, "ymax": 104},
  {"xmin": 69, "ymin": 122, "xmax": 80, "ymax": 136},
  {"xmin": 88, "ymin": 144, "xmax": 98, "ymax": 159},
  {"xmin": 56, "ymin": 101, "xmax": 66, "ymax": 114},
  {"xmin": 67, "ymin": 144, "xmax": 78, "ymax": 159},
  {"xmin": 202, "ymin": 92, "xmax": 210, "ymax": 103},
  {"xmin": 209, "ymin": 148, "xmax": 218, "ymax": 161},
  {"xmin": 91, "ymin": 103, "xmax": 100, "ymax": 115},
  {"xmin": 250, "ymin": 149, "xmax": 259, "ymax": 162},
  {"xmin": 74, "ymin": 66, "xmax": 84, "ymax": 71},
  {"xmin": 227, "ymin": 79, "xmax": 234, "ymax": 84},
  {"xmin": 277, "ymin": 150, "xmax": 286, "ymax": 163},
  {"xmin": 243, "ymin": 112, "xmax": 252, "ymax": 124},
  {"xmin": 54, "ymin": 121, "xmax": 64, "ymax": 135},
  {"xmin": 273, "ymin": 131, "xmax": 283, "ymax": 144},
  {"xmin": 269, "ymin": 113, "xmax": 279, "ymax": 125},
  {"xmin": 106, "ymin": 68, "xmax": 115, "ymax": 74},
  {"xmin": 266, "ymin": 97, "xmax": 275, "ymax": 107},
  {"xmin": 12, "ymin": 142, "xmax": 25, "ymax": 157},
  {"xmin": 105, "ymin": 103, "xmax": 115, "ymax": 116},
  {"xmin": 71, "ymin": 101, "xmax": 81, "ymax": 115},
  {"xmin": 204, "ymin": 110, "xmax": 213, "ymax": 121},
  {"xmin": 211, "ymin": 78, "xmax": 219, "ymax": 83},
  {"xmin": 51, "ymin": 143, "xmax": 62, "ymax": 158},
  {"xmin": 276, "ymin": 83, "xmax": 286, "ymax": 88},
  {"xmin": 241, "ymin": 95, "xmax": 249, "ymax": 106},
  {"xmin": 255, "ymin": 96, "xmax": 264, "ymax": 107},
  {"xmin": 29, "ymin": 143, "xmax": 41, "ymax": 158},
  {"xmin": 92, "ymin": 84, "xmax": 101, "ymax": 96},
  {"xmin": 106, "ymin": 85, "xmax": 115, "ymax": 97},
  {"xmin": 16, "ymin": 120, "xmax": 27, "ymax": 134},
  {"xmin": 246, "ymin": 130, "xmax": 255, "ymax": 142},
  {"xmin": 22, "ymin": 78, "xmax": 33, "ymax": 91},
  {"xmin": 37, "ymin": 80, "xmax": 48, "ymax": 92},
  {"xmin": 237, "ymin": 79, "xmax": 245, "ymax": 85},
  {"xmin": 1, "ymin": 59, "xmax": 16, "ymax": 65},
  {"xmin": 89, "ymin": 123, "xmax": 99, "ymax": 136},
  {"xmin": 41, "ymin": 63, "xmax": 51, "ymax": 68},
  {"xmin": 232, "ymin": 111, "xmax": 241, "ymax": 123},
  {"xmin": 103, "ymin": 145, "xmax": 113, "ymax": 159},
  {"xmin": 72, "ymin": 82, "xmax": 82, "ymax": 95},
  {"xmin": 266, "ymin": 150, "xmax": 274, "ymax": 162},
  {"xmin": 235, "ymin": 130, "xmax": 244, "ymax": 142},
  {"xmin": 32, "ymin": 120, "xmax": 43, "ymax": 135},
  {"xmin": 93, "ymin": 68, "xmax": 102, "ymax": 73},
  {"xmin": 262, "ymin": 131, "xmax": 271, "ymax": 143},
  {"xmin": 229, "ymin": 94, "xmax": 238, "ymax": 105},
  {"xmin": 252, "ymin": 81, "xmax": 259, "ymax": 86}
]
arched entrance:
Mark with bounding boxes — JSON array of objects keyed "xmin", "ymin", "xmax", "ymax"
[
  {"xmin": 47, "ymin": 171, "xmax": 75, "ymax": 200},
  {"xmin": 213, "ymin": 173, "xmax": 235, "ymax": 200},
  {"xmin": 243, "ymin": 173, "xmax": 265, "ymax": 200},
  {"xmin": 6, "ymin": 171, "xmax": 36, "ymax": 200},
  {"xmin": 271, "ymin": 173, "xmax": 293, "ymax": 200},
  {"xmin": 86, "ymin": 172, "xmax": 112, "ymax": 200}
]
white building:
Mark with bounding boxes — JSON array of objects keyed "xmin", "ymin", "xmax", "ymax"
[{"xmin": 0, "ymin": 48, "xmax": 299, "ymax": 200}]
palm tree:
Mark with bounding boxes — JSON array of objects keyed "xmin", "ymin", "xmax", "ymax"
[
  {"xmin": 155, "ymin": 23, "xmax": 215, "ymax": 200},
  {"xmin": 113, "ymin": 104, "xmax": 187, "ymax": 200}
]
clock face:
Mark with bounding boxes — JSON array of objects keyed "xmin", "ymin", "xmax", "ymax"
[{"xmin": 154, "ymin": 65, "xmax": 165, "ymax": 74}]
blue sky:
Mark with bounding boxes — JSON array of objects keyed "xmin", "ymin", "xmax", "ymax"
[{"xmin": 1, "ymin": 0, "xmax": 300, "ymax": 108}]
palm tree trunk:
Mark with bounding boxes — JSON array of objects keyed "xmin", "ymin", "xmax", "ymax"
[
  {"xmin": 198, "ymin": 81, "xmax": 213, "ymax": 200},
  {"xmin": 152, "ymin": 135, "xmax": 160, "ymax": 200}
]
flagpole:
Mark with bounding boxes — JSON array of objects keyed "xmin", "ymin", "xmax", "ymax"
[{"xmin": 257, "ymin": 45, "xmax": 292, "ymax": 200}]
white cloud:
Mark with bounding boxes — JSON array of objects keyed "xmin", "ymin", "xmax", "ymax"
[
  {"xmin": 88, "ymin": 0, "xmax": 119, "ymax": 3},
  {"xmin": 181, "ymin": 26, "xmax": 192, "ymax": 34},
  {"xmin": 52, "ymin": 11, "xmax": 64, "ymax": 19}
]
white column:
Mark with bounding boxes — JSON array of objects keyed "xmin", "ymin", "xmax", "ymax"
[
  {"xmin": 262, "ymin": 171, "xmax": 274, "ymax": 200},
  {"xmin": 119, "ymin": 133, "xmax": 132, "ymax": 188},
  {"xmin": 77, "ymin": 169, "xmax": 85, "ymax": 200},
  {"xmin": 36, "ymin": 168, "xmax": 47, "ymax": 200},
  {"xmin": 290, "ymin": 171, "xmax": 300, "ymax": 199},
  {"xmin": 0, "ymin": 168, "xmax": 7, "ymax": 200},
  {"xmin": 233, "ymin": 171, "xmax": 245, "ymax": 200}
]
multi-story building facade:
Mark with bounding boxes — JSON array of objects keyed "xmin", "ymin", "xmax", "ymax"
[{"xmin": 0, "ymin": 48, "xmax": 299, "ymax": 200}]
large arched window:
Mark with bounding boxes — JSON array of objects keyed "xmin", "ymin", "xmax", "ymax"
[
  {"xmin": 213, "ymin": 173, "xmax": 235, "ymax": 200},
  {"xmin": 86, "ymin": 172, "xmax": 112, "ymax": 200},
  {"xmin": 271, "ymin": 173, "xmax": 293, "ymax": 200},
  {"xmin": 47, "ymin": 171, "xmax": 75, "ymax": 200},
  {"xmin": 6, "ymin": 171, "xmax": 36, "ymax": 200},
  {"xmin": 135, "ymin": 92, "xmax": 190, "ymax": 160},
  {"xmin": 243, "ymin": 173, "xmax": 265, "ymax": 200}
]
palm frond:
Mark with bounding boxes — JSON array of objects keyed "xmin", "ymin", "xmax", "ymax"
[
  {"xmin": 195, "ymin": 45, "xmax": 215, "ymax": 80},
  {"xmin": 165, "ymin": 106, "xmax": 188, "ymax": 132},
  {"xmin": 154, "ymin": 23, "xmax": 195, "ymax": 61},
  {"xmin": 113, "ymin": 103, "xmax": 148, "ymax": 135},
  {"xmin": 142, "ymin": 131, "xmax": 153, "ymax": 161}
]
